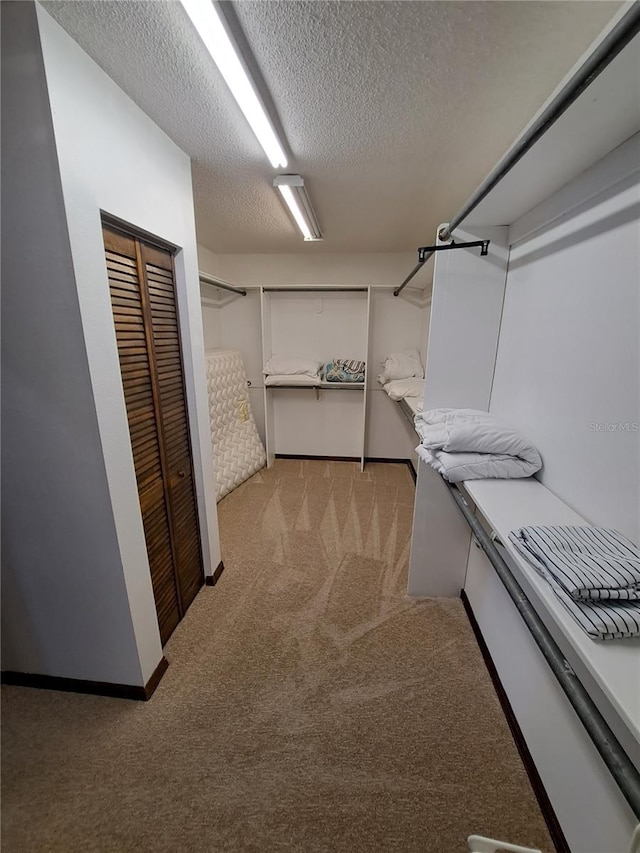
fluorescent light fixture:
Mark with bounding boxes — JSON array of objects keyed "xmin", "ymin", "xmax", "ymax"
[
  {"xmin": 274, "ymin": 175, "xmax": 323, "ymax": 241},
  {"xmin": 180, "ymin": 0, "xmax": 287, "ymax": 168}
]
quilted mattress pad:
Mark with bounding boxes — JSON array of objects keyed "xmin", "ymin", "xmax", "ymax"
[{"xmin": 205, "ymin": 349, "xmax": 266, "ymax": 500}]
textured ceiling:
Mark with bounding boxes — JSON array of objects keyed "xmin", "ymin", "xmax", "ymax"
[{"xmin": 42, "ymin": 0, "xmax": 621, "ymax": 254}]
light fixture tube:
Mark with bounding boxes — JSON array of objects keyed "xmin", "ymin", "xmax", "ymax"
[
  {"xmin": 277, "ymin": 185, "xmax": 313, "ymax": 240},
  {"xmin": 180, "ymin": 0, "xmax": 287, "ymax": 169},
  {"xmin": 273, "ymin": 175, "xmax": 323, "ymax": 241}
]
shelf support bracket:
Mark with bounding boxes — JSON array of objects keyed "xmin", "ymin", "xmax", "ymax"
[{"xmin": 417, "ymin": 240, "xmax": 489, "ymax": 263}]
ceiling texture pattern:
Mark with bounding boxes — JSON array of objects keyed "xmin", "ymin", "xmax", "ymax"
[{"xmin": 42, "ymin": 0, "xmax": 621, "ymax": 254}]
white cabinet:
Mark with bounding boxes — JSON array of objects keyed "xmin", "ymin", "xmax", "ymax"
[{"xmin": 260, "ymin": 287, "xmax": 371, "ymax": 470}]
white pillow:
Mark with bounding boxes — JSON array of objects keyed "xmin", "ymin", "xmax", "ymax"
[
  {"xmin": 265, "ymin": 374, "xmax": 319, "ymax": 387},
  {"xmin": 377, "ymin": 350, "xmax": 423, "ymax": 385},
  {"xmin": 264, "ymin": 355, "xmax": 322, "ymax": 377},
  {"xmin": 383, "ymin": 378, "xmax": 425, "ymax": 400}
]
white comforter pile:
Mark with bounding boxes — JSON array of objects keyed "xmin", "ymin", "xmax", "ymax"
[
  {"xmin": 415, "ymin": 408, "xmax": 542, "ymax": 482},
  {"xmin": 377, "ymin": 350, "xmax": 423, "ymax": 385},
  {"xmin": 383, "ymin": 378, "xmax": 425, "ymax": 401},
  {"xmin": 377, "ymin": 350, "xmax": 425, "ymax": 409}
]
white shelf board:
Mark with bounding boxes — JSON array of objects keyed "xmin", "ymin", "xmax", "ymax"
[
  {"xmin": 464, "ymin": 31, "xmax": 640, "ymax": 229},
  {"xmin": 462, "ymin": 477, "xmax": 640, "ymax": 766}
]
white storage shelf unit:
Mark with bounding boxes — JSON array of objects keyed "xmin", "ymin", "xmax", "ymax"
[{"xmin": 261, "ymin": 287, "xmax": 371, "ymax": 469}]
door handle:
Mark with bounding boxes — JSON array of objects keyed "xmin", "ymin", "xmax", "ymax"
[{"xmin": 177, "ymin": 468, "xmax": 186, "ymax": 478}]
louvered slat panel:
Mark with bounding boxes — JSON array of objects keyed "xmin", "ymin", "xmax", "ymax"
[
  {"xmin": 127, "ymin": 409, "xmax": 157, "ymax": 430},
  {"xmin": 121, "ymin": 366, "xmax": 150, "ymax": 381},
  {"xmin": 113, "ymin": 306, "xmax": 145, "ymax": 320},
  {"xmin": 159, "ymin": 391, "xmax": 184, "ymax": 409},
  {"xmin": 142, "ymin": 244, "xmax": 204, "ymax": 611},
  {"xmin": 110, "ymin": 288, "xmax": 141, "ymax": 302},
  {"xmin": 122, "ymin": 372, "xmax": 152, "ymax": 390},
  {"xmin": 104, "ymin": 224, "xmax": 181, "ymax": 646},
  {"xmin": 157, "ymin": 367, "xmax": 182, "ymax": 382},
  {"xmin": 162, "ymin": 407, "xmax": 187, "ymax": 428},
  {"xmin": 171, "ymin": 476, "xmax": 203, "ymax": 610},
  {"xmin": 146, "ymin": 293, "xmax": 176, "ymax": 307},
  {"xmin": 130, "ymin": 415, "xmax": 158, "ymax": 441}
]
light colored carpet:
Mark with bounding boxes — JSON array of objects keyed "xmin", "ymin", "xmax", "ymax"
[{"xmin": 2, "ymin": 460, "xmax": 554, "ymax": 852}]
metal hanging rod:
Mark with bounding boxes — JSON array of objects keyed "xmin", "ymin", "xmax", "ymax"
[
  {"xmin": 394, "ymin": 262, "xmax": 426, "ymax": 298},
  {"xmin": 446, "ymin": 480, "xmax": 640, "ymax": 820},
  {"xmin": 266, "ymin": 384, "xmax": 364, "ymax": 393},
  {"xmin": 394, "ymin": 1, "xmax": 640, "ymax": 297},
  {"xmin": 393, "ymin": 241, "xmax": 489, "ymax": 296},
  {"xmin": 263, "ymin": 287, "xmax": 368, "ymax": 293},
  {"xmin": 417, "ymin": 240, "xmax": 489, "ymax": 263},
  {"xmin": 199, "ymin": 272, "xmax": 247, "ymax": 296},
  {"xmin": 439, "ymin": 2, "xmax": 640, "ymax": 243}
]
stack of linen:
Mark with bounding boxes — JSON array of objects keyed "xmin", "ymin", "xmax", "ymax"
[
  {"xmin": 324, "ymin": 358, "xmax": 365, "ymax": 383},
  {"xmin": 414, "ymin": 408, "xmax": 542, "ymax": 482},
  {"xmin": 377, "ymin": 350, "xmax": 425, "ymax": 401},
  {"xmin": 510, "ymin": 525, "xmax": 640, "ymax": 640},
  {"xmin": 263, "ymin": 355, "xmax": 322, "ymax": 386}
]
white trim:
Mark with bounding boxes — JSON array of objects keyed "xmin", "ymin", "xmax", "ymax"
[{"xmin": 509, "ymin": 132, "xmax": 640, "ymax": 246}]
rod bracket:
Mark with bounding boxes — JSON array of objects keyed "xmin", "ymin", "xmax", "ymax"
[{"xmin": 417, "ymin": 239, "xmax": 490, "ymax": 263}]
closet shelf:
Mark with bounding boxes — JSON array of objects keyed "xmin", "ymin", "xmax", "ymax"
[
  {"xmin": 462, "ymin": 477, "xmax": 640, "ymax": 765},
  {"xmin": 397, "ymin": 397, "xmax": 419, "ymax": 430},
  {"xmin": 261, "ymin": 286, "xmax": 371, "ymax": 469}
]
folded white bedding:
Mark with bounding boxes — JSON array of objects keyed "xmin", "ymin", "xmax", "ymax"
[
  {"xmin": 265, "ymin": 374, "xmax": 319, "ymax": 387},
  {"xmin": 264, "ymin": 355, "xmax": 322, "ymax": 378},
  {"xmin": 415, "ymin": 408, "xmax": 541, "ymax": 483},
  {"xmin": 378, "ymin": 350, "xmax": 423, "ymax": 385},
  {"xmin": 383, "ymin": 377, "xmax": 425, "ymax": 401},
  {"xmin": 416, "ymin": 445, "xmax": 540, "ymax": 482}
]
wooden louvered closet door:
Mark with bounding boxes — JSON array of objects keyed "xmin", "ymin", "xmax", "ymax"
[{"xmin": 103, "ymin": 224, "xmax": 204, "ymax": 645}]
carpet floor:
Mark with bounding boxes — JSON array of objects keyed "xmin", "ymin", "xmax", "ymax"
[{"xmin": 2, "ymin": 460, "xmax": 554, "ymax": 852}]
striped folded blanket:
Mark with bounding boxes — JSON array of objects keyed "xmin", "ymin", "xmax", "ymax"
[
  {"xmin": 324, "ymin": 359, "xmax": 365, "ymax": 383},
  {"xmin": 509, "ymin": 525, "xmax": 640, "ymax": 640}
]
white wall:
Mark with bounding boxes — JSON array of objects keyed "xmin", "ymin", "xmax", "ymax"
[
  {"xmin": 198, "ymin": 244, "xmax": 223, "ymax": 279},
  {"xmin": 423, "ymin": 225, "xmax": 509, "ymax": 411},
  {"xmin": 0, "ymin": 4, "xmax": 222, "ymax": 686},
  {"xmin": 1, "ymin": 1, "xmax": 143, "ymax": 685},
  {"xmin": 268, "ymin": 291, "xmax": 369, "ymax": 362},
  {"xmin": 490, "ymin": 133, "xmax": 640, "ymax": 542},
  {"xmin": 408, "ymin": 226, "xmax": 509, "ymax": 596},
  {"xmin": 37, "ymin": 5, "xmax": 223, "ymax": 681},
  {"xmin": 201, "ymin": 289, "xmax": 266, "ymax": 442},
  {"xmin": 212, "ymin": 251, "xmax": 424, "ymax": 289},
  {"xmin": 366, "ymin": 287, "xmax": 430, "ymax": 461}
]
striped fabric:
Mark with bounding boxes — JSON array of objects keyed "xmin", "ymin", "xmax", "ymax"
[
  {"xmin": 324, "ymin": 359, "xmax": 366, "ymax": 383},
  {"xmin": 334, "ymin": 358, "xmax": 365, "ymax": 374},
  {"xmin": 509, "ymin": 525, "xmax": 640, "ymax": 641}
]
